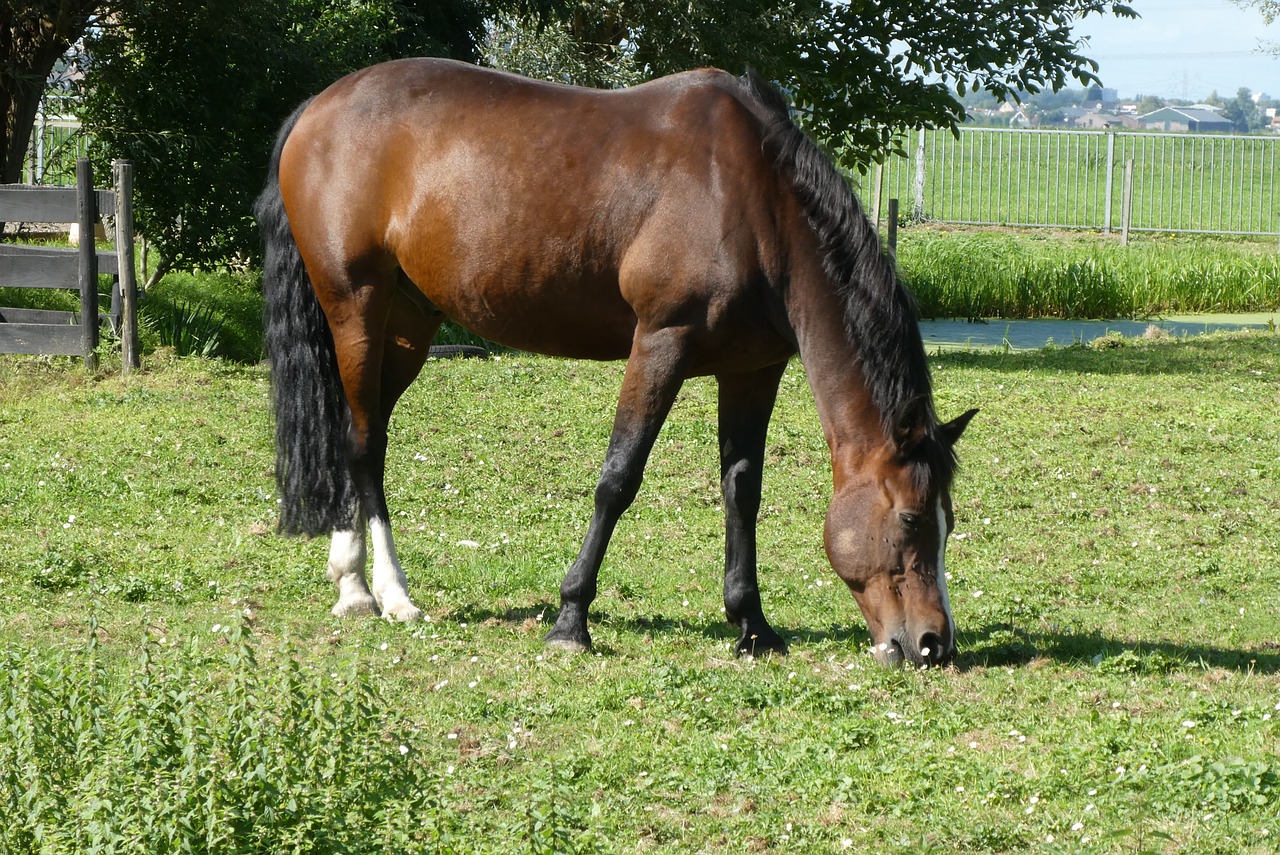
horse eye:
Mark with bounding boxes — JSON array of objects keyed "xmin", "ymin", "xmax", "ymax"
[{"xmin": 899, "ymin": 511, "xmax": 921, "ymax": 530}]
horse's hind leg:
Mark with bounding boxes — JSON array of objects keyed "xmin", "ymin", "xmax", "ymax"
[
  {"xmin": 365, "ymin": 283, "xmax": 442, "ymax": 619},
  {"xmin": 325, "ymin": 273, "xmax": 439, "ymax": 622},
  {"xmin": 544, "ymin": 328, "xmax": 688, "ymax": 651},
  {"xmin": 327, "ymin": 517, "xmax": 375, "ymax": 617},
  {"xmin": 718, "ymin": 363, "xmax": 789, "ymax": 656}
]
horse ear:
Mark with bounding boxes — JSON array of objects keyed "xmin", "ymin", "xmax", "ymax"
[
  {"xmin": 893, "ymin": 397, "xmax": 931, "ymax": 452},
  {"xmin": 940, "ymin": 408, "xmax": 979, "ymax": 446}
]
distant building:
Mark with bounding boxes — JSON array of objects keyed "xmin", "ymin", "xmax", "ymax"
[
  {"xmin": 1074, "ymin": 111, "xmax": 1140, "ymax": 129},
  {"xmin": 997, "ymin": 101, "xmax": 1031, "ymax": 127},
  {"xmin": 1138, "ymin": 106, "xmax": 1233, "ymax": 133}
]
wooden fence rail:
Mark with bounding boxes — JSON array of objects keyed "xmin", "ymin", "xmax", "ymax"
[{"xmin": 0, "ymin": 158, "xmax": 138, "ymax": 372}]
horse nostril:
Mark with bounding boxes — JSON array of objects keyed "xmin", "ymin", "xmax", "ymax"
[{"xmin": 918, "ymin": 631, "xmax": 946, "ymax": 664}]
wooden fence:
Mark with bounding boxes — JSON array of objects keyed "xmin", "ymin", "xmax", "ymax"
[{"xmin": 0, "ymin": 158, "xmax": 138, "ymax": 372}]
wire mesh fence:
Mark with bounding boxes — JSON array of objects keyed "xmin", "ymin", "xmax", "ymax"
[
  {"xmin": 24, "ymin": 94, "xmax": 89, "ymax": 186},
  {"xmin": 872, "ymin": 127, "xmax": 1280, "ymax": 239}
]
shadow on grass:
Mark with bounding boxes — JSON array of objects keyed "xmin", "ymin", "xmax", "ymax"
[
  {"xmin": 451, "ymin": 600, "xmax": 868, "ymax": 653},
  {"xmin": 936, "ymin": 330, "xmax": 1280, "ymax": 377},
  {"xmin": 450, "ymin": 602, "xmax": 1278, "ymax": 675},
  {"xmin": 959, "ymin": 622, "xmax": 1280, "ymax": 674}
]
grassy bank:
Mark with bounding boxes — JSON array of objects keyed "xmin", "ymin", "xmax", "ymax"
[
  {"xmin": 1, "ymin": 329, "xmax": 1278, "ymax": 852},
  {"xmin": 898, "ymin": 228, "xmax": 1280, "ymax": 320}
]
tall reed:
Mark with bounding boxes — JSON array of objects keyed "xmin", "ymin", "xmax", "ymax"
[{"xmin": 898, "ymin": 230, "xmax": 1280, "ymax": 319}]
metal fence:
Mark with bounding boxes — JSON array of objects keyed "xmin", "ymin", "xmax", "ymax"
[
  {"xmin": 24, "ymin": 94, "xmax": 88, "ymax": 186},
  {"xmin": 871, "ymin": 127, "xmax": 1280, "ymax": 239}
]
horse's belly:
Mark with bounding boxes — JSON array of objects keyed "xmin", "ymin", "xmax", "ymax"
[{"xmin": 418, "ymin": 274, "xmax": 638, "ymax": 361}]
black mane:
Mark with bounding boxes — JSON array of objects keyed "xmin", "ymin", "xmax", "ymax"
[{"xmin": 740, "ymin": 71, "xmax": 957, "ymax": 490}]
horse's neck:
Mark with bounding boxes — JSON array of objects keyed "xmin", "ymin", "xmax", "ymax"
[{"xmin": 786, "ymin": 262, "xmax": 888, "ymax": 477}]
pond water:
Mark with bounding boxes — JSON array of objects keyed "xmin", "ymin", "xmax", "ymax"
[{"xmin": 917, "ymin": 313, "xmax": 1278, "ymax": 352}]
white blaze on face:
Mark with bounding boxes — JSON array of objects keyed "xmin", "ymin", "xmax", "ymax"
[{"xmin": 934, "ymin": 496, "xmax": 956, "ymax": 654}]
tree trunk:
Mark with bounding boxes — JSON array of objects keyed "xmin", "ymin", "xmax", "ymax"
[{"xmin": 0, "ymin": 2, "xmax": 102, "ymax": 184}]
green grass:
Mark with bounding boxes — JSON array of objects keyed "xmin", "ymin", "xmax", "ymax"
[
  {"xmin": 899, "ymin": 227, "xmax": 1280, "ymax": 319},
  {"xmin": 1, "ymin": 328, "xmax": 1278, "ymax": 852}
]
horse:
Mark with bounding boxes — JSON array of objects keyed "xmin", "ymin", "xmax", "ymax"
[{"xmin": 255, "ymin": 57, "xmax": 977, "ymax": 667}]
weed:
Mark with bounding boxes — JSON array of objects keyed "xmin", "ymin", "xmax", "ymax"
[{"xmin": 140, "ymin": 296, "xmax": 224, "ymax": 358}]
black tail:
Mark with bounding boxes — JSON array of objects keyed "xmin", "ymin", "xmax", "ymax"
[{"xmin": 255, "ymin": 99, "xmax": 357, "ymax": 536}]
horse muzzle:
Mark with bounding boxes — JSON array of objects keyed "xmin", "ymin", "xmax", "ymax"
[{"xmin": 871, "ymin": 627, "xmax": 955, "ymax": 668}]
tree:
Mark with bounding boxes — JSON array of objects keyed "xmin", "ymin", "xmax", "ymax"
[
  {"xmin": 492, "ymin": 1, "xmax": 1138, "ymax": 167},
  {"xmin": 1136, "ymin": 95, "xmax": 1165, "ymax": 115},
  {"xmin": 60, "ymin": 0, "xmax": 1136, "ymax": 275},
  {"xmin": 0, "ymin": 1, "xmax": 101, "ymax": 184},
  {"xmin": 1219, "ymin": 87, "xmax": 1260, "ymax": 133},
  {"xmin": 76, "ymin": 0, "xmax": 486, "ymax": 282}
]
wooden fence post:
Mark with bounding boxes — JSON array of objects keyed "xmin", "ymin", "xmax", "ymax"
[
  {"xmin": 76, "ymin": 158, "xmax": 99, "ymax": 371},
  {"xmin": 115, "ymin": 160, "xmax": 139, "ymax": 373}
]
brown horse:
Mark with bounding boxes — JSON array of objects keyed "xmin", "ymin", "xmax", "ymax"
[{"xmin": 256, "ymin": 58, "xmax": 977, "ymax": 667}]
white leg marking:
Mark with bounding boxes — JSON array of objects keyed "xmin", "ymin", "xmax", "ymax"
[
  {"xmin": 327, "ymin": 528, "xmax": 377, "ymax": 617},
  {"xmin": 935, "ymin": 497, "xmax": 956, "ymax": 654},
  {"xmin": 370, "ymin": 517, "xmax": 423, "ymax": 622}
]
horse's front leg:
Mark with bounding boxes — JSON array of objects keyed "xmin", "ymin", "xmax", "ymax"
[
  {"xmin": 718, "ymin": 363, "xmax": 789, "ymax": 656},
  {"xmin": 544, "ymin": 329, "xmax": 688, "ymax": 652}
]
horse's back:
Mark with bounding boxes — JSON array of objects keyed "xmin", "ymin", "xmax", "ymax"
[{"xmin": 279, "ymin": 59, "xmax": 793, "ymax": 365}]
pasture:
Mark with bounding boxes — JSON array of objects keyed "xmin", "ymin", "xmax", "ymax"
[{"xmin": 1, "ymin": 327, "xmax": 1278, "ymax": 852}]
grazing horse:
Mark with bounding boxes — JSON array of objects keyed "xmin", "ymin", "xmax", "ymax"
[{"xmin": 256, "ymin": 58, "xmax": 977, "ymax": 667}]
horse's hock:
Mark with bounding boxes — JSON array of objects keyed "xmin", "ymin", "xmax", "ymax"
[{"xmin": 0, "ymin": 158, "xmax": 139, "ymax": 372}]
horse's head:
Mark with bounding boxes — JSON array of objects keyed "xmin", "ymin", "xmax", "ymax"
[{"xmin": 824, "ymin": 408, "xmax": 978, "ymax": 667}]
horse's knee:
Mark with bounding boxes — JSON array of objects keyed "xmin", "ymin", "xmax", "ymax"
[
  {"xmin": 595, "ymin": 458, "xmax": 643, "ymax": 511},
  {"xmin": 720, "ymin": 458, "xmax": 762, "ymax": 511}
]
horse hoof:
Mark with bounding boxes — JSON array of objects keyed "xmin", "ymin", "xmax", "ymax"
[
  {"xmin": 543, "ymin": 628, "xmax": 591, "ymax": 653},
  {"xmin": 332, "ymin": 594, "xmax": 379, "ymax": 618},
  {"xmin": 380, "ymin": 600, "xmax": 424, "ymax": 623},
  {"xmin": 544, "ymin": 638, "xmax": 591, "ymax": 653},
  {"xmin": 735, "ymin": 630, "xmax": 788, "ymax": 658}
]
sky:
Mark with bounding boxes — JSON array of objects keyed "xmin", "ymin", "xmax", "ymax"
[{"xmin": 1071, "ymin": 0, "xmax": 1280, "ymax": 100}]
